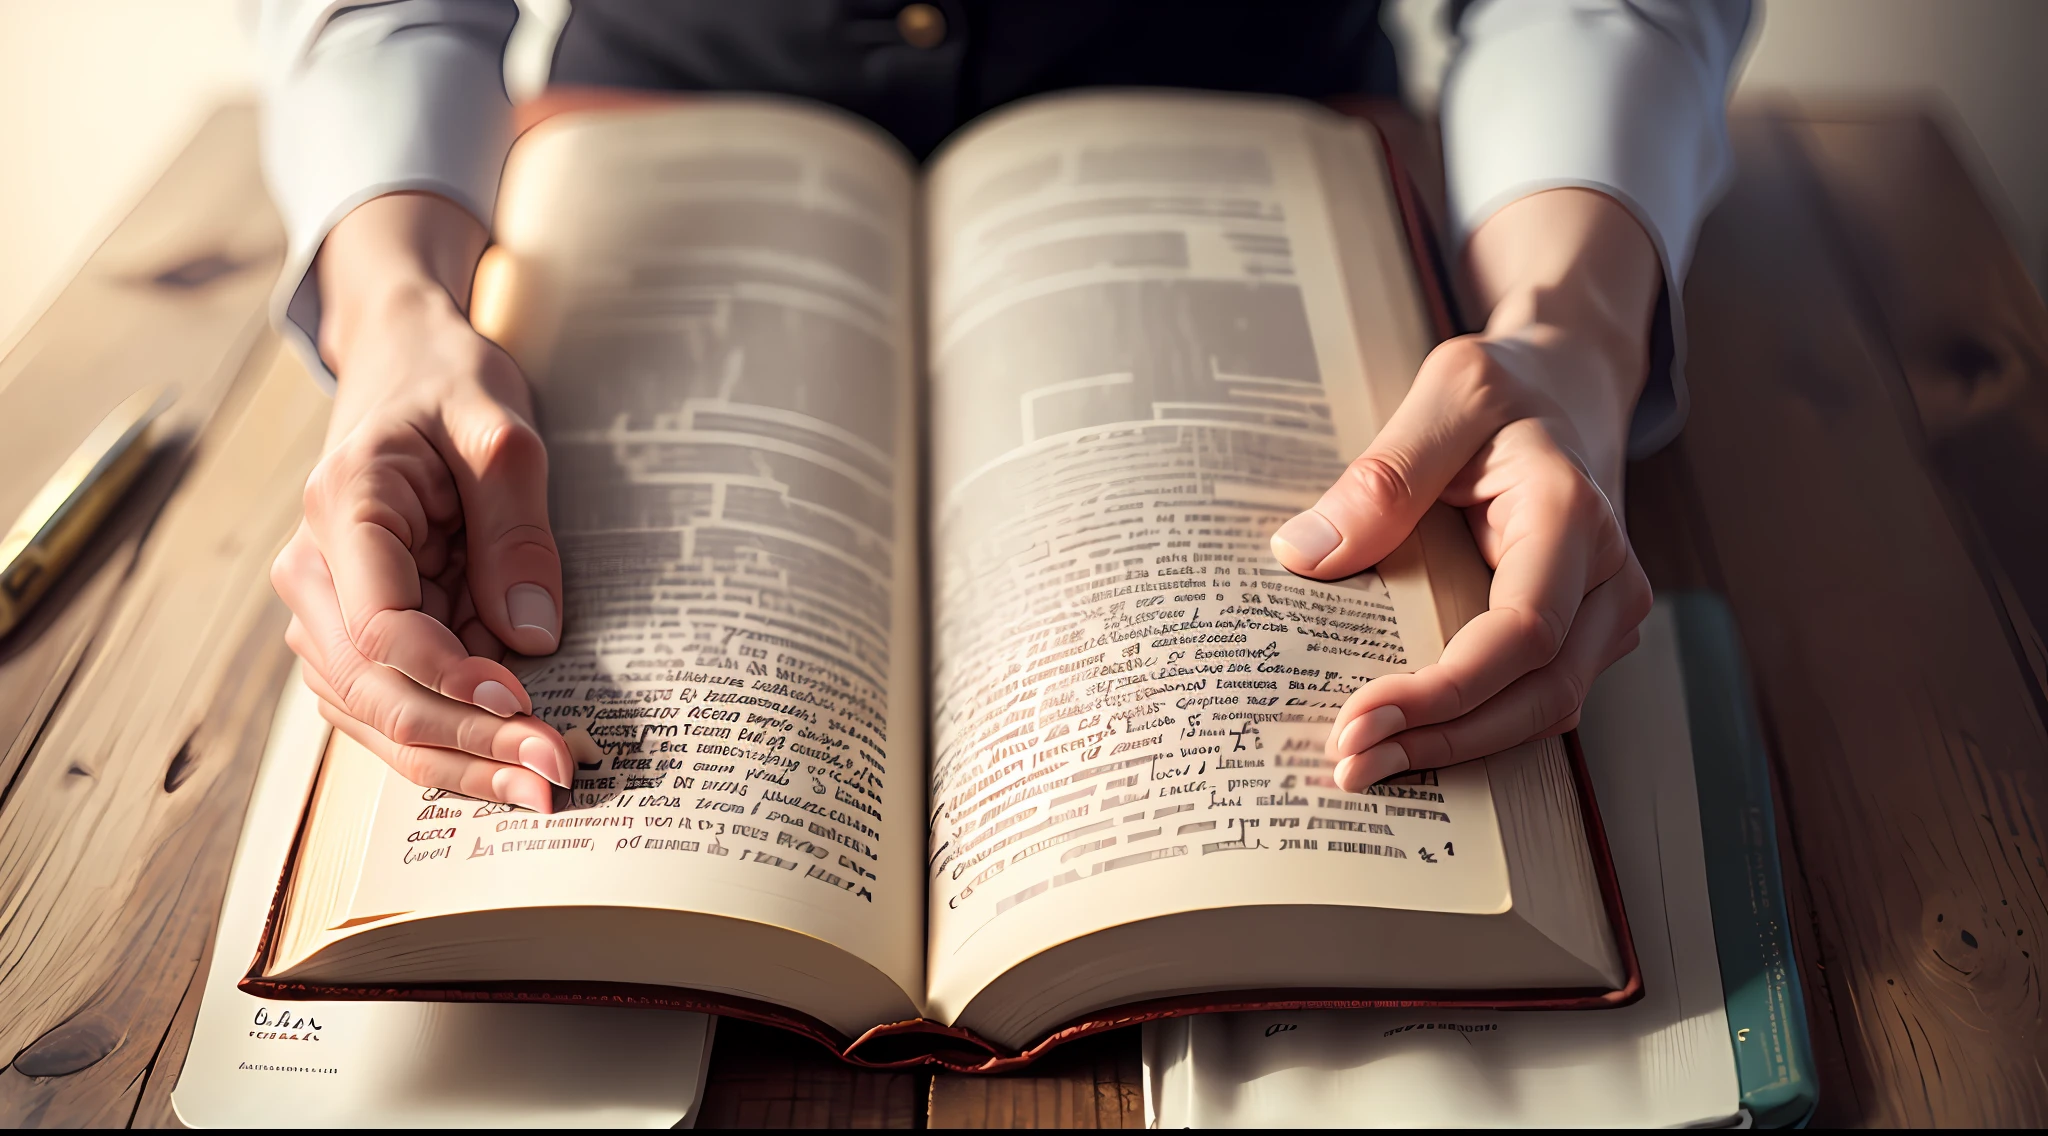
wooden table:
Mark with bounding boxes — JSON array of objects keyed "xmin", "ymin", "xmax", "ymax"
[{"xmin": 0, "ymin": 100, "xmax": 2041, "ymax": 1128}]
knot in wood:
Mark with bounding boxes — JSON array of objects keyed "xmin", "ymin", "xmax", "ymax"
[
  {"xmin": 1934, "ymin": 334, "xmax": 2002, "ymax": 393},
  {"xmin": 11, "ymin": 1011, "xmax": 124, "ymax": 1078},
  {"xmin": 150, "ymin": 252, "xmax": 244, "ymax": 291},
  {"xmin": 164, "ymin": 735, "xmax": 200, "ymax": 792}
]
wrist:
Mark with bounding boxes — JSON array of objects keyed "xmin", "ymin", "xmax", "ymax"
[
  {"xmin": 325, "ymin": 275, "xmax": 469, "ymax": 367},
  {"xmin": 315, "ymin": 192, "xmax": 490, "ymax": 376},
  {"xmin": 1482, "ymin": 282, "xmax": 1650, "ymax": 385},
  {"xmin": 1461, "ymin": 187, "xmax": 1662, "ymax": 466},
  {"xmin": 1481, "ymin": 290, "xmax": 1647, "ymax": 449}
]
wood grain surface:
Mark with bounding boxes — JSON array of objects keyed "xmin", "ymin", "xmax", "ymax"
[
  {"xmin": 0, "ymin": 106, "xmax": 313, "ymax": 1127},
  {"xmin": 0, "ymin": 99, "xmax": 2043, "ymax": 1128},
  {"xmin": 1625, "ymin": 103, "xmax": 2048, "ymax": 1127},
  {"xmin": 697, "ymin": 1021, "xmax": 922, "ymax": 1129},
  {"xmin": 0, "ymin": 104, "xmax": 283, "ymax": 811},
  {"xmin": 927, "ymin": 1030, "xmax": 1144, "ymax": 1129},
  {"xmin": 0, "ymin": 338, "xmax": 326, "ymax": 1125}
]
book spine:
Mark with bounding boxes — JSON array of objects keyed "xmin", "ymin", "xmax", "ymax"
[{"xmin": 1671, "ymin": 592, "xmax": 1819, "ymax": 1128}]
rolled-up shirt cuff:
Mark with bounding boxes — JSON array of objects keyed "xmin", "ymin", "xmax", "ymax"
[
  {"xmin": 259, "ymin": 1, "xmax": 517, "ymax": 389},
  {"xmin": 1443, "ymin": 2, "xmax": 1739, "ymax": 458}
]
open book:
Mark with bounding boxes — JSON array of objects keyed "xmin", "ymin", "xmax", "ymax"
[{"xmin": 244, "ymin": 91, "xmax": 1639, "ymax": 1070}]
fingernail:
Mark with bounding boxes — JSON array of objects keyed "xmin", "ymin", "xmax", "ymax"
[
  {"xmin": 521, "ymin": 736, "xmax": 572, "ymax": 789},
  {"xmin": 1272, "ymin": 511, "xmax": 1340, "ymax": 567},
  {"xmin": 493, "ymin": 761, "xmax": 557, "ymax": 814},
  {"xmin": 1336, "ymin": 741, "xmax": 1409, "ymax": 791},
  {"xmin": 473, "ymin": 679, "xmax": 521, "ymax": 718},
  {"xmin": 1337, "ymin": 705, "xmax": 1406, "ymax": 757},
  {"xmin": 503, "ymin": 777, "xmax": 552, "ymax": 814},
  {"xmin": 507, "ymin": 583, "xmax": 559, "ymax": 650}
]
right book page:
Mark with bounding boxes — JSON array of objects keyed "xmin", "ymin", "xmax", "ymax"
[{"xmin": 920, "ymin": 92, "xmax": 1531, "ymax": 1022}]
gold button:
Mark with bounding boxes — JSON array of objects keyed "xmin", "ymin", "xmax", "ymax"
[{"xmin": 897, "ymin": 3, "xmax": 946, "ymax": 49}]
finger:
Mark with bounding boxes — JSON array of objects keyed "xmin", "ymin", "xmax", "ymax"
[
  {"xmin": 442, "ymin": 573, "xmax": 507, "ymax": 660},
  {"xmin": 1425, "ymin": 433, "xmax": 1627, "ymax": 703},
  {"xmin": 1271, "ymin": 337, "xmax": 1512, "ymax": 579},
  {"xmin": 298, "ymin": 652, "xmax": 574, "ymax": 788},
  {"xmin": 319, "ymin": 700, "xmax": 557, "ymax": 813},
  {"xmin": 282, "ymin": 500, "xmax": 532, "ymax": 717},
  {"xmin": 456, "ymin": 614, "xmax": 506, "ymax": 659},
  {"xmin": 1318, "ymin": 449, "xmax": 1628, "ymax": 765},
  {"xmin": 419, "ymin": 575, "xmax": 453, "ymax": 626},
  {"xmin": 437, "ymin": 388, "xmax": 564, "ymax": 656},
  {"xmin": 1335, "ymin": 555, "xmax": 1651, "ymax": 789},
  {"xmin": 285, "ymin": 615, "xmax": 326, "ymax": 683},
  {"xmin": 277, "ymin": 525, "xmax": 351, "ymax": 692},
  {"xmin": 302, "ymin": 426, "xmax": 451, "ymax": 639},
  {"xmin": 414, "ymin": 520, "xmax": 452, "ymax": 580},
  {"xmin": 277, "ymin": 535, "xmax": 572, "ymax": 786}
]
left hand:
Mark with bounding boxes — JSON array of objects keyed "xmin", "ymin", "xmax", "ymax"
[
  {"xmin": 1268, "ymin": 188, "xmax": 1660, "ymax": 792},
  {"xmin": 272, "ymin": 192, "xmax": 573, "ymax": 811}
]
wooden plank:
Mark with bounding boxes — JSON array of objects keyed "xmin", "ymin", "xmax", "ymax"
[
  {"xmin": 0, "ymin": 101, "xmax": 290, "ymax": 1126},
  {"xmin": 0, "ymin": 100, "xmax": 282, "ymax": 519},
  {"xmin": 0, "ymin": 101, "xmax": 282, "ymax": 807},
  {"xmin": 1790, "ymin": 111, "xmax": 2048, "ymax": 715},
  {"xmin": 927, "ymin": 1031, "xmax": 1143, "ymax": 1129},
  {"xmin": 0, "ymin": 344, "xmax": 327, "ymax": 1125},
  {"xmin": 695, "ymin": 1020, "xmax": 920, "ymax": 1129},
  {"xmin": 128, "ymin": 940, "xmax": 209, "ymax": 1129},
  {"xmin": 1669, "ymin": 107, "xmax": 2048, "ymax": 1126}
]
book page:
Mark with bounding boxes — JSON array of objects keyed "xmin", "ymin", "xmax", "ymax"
[
  {"xmin": 311, "ymin": 102, "xmax": 928, "ymax": 1006},
  {"xmin": 921, "ymin": 94, "xmax": 1510, "ymax": 1019}
]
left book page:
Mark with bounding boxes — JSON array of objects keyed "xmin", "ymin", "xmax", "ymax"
[{"xmin": 256, "ymin": 100, "xmax": 931, "ymax": 1041}]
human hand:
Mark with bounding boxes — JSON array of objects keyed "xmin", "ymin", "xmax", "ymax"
[
  {"xmin": 1269, "ymin": 189, "xmax": 1660, "ymax": 792},
  {"xmin": 271, "ymin": 193, "xmax": 573, "ymax": 811}
]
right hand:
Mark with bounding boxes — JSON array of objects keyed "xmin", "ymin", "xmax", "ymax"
[{"xmin": 272, "ymin": 193, "xmax": 574, "ymax": 812}]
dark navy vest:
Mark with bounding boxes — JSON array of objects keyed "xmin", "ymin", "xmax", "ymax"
[{"xmin": 550, "ymin": 1, "xmax": 1402, "ymax": 159}]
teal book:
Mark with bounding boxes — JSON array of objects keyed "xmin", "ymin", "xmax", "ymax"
[
  {"xmin": 1671, "ymin": 593, "xmax": 1819, "ymax": 1127},
  {"xmin": 1143, "ymin": 593, "xmax": 1820, "ymax": 1128}
]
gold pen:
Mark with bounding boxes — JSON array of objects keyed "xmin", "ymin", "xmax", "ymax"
[{"xmin": 0, "ymin": 386, "xmax": 173, "ymax": 636}]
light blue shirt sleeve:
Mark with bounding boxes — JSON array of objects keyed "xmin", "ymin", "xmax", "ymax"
[
  {"xmin": 1443, "ymin": 0, "xmax": 1753, "ymax": 457},
  {"xmin": 258, "ymin": 0, "xmax": 1750, "ymax": 444},
  {"xmin": 257, "ymin": 0, "xmax": 520, "ymax": 389}
]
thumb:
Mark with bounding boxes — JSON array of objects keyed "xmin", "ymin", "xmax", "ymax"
[
  {"xmin": 1271, "ymin": 338, "xmax": 1512, "ymax": 579},
  {"xmin": 442, "ymin": 392, "xmax": 564, "ymax": 656}
]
